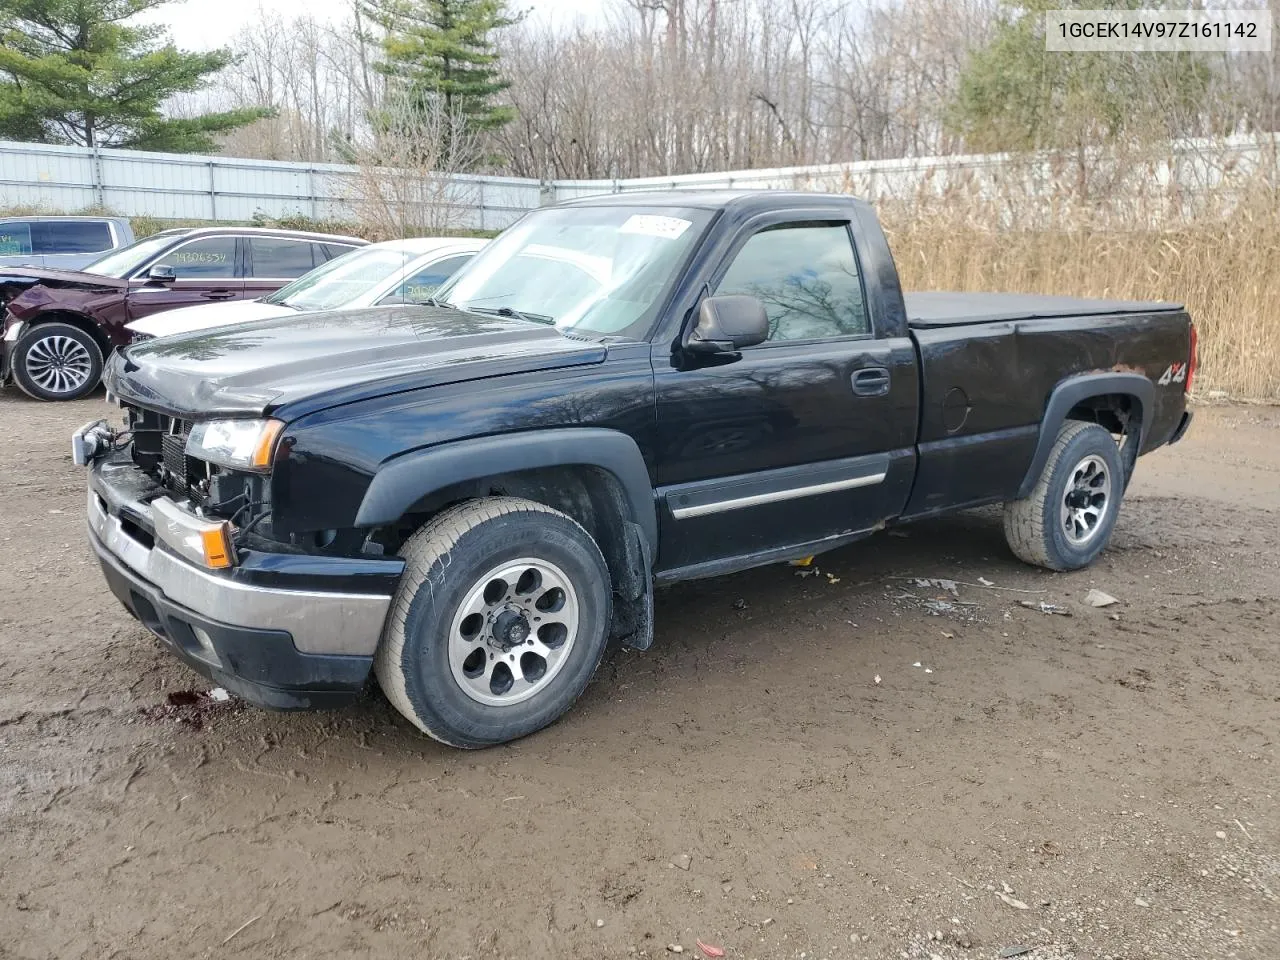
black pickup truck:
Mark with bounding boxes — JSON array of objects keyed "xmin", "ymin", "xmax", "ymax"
[{"xmin": 75, "ymin": 191, "xmax": 1195, "ymax": 747}]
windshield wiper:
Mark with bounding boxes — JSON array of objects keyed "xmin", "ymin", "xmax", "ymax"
[{"xmin": 467, "ymin": 305, "xmax": 555, "ymax": 325}]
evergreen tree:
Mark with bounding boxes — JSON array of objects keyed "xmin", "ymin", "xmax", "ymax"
[
  {"xmin": 0, "ymin": 0, "xmax": 268, "ymax": 151},
  {"xmin": 947, "ymin": 0, "xmax": 1212, "ymax": 153},
  {"xmin": 363, "ymin": 0, "xmax": 519, "ymax": 136}
]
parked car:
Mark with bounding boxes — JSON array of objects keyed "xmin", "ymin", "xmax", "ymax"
[
  {"xmin": 74, "ymin": 191, "xmax": 1195, "ymax": 747},
  {"xmin": 0, "ymin": 226, "xmax": 366, "ymax": 400},
  {"xmin": 126, "ymin": 237, "xmax": 486, "ymax": 340},
  {"xmin": 0, "ymin": 215, "xmax": 134, "ymax": 270}
]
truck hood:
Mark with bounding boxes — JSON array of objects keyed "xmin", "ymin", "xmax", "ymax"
[
  {"xmin": 105, "ymin": 304, "xmax": 608, "ymax": 418},
  {"xmin": 127, "ymin": 299, "xmax": 296, "ymax": 338}
]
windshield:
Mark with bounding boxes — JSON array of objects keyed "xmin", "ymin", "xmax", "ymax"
[
  {"xmin": 437, "ymin": 205, "xmax": 712, "ymax": 338},
  {"xmin": 82, "ymin": 233, "xmax": 185, "ymax": 278},
  {"xmin": 263, "ymin": 245, "xmax": 416, "ymax": 311}
]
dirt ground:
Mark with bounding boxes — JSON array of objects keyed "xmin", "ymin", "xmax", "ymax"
[{"xmin": 1, "ymin": 390, "xmax": 1277, "ymax": 960}]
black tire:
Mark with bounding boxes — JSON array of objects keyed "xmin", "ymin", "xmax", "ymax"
[
  {"xmin": 375, "ymin": 497, "xmax": 613, "ymax": 748},
  {"xmin": 12, "ymin": 322, "xmax": 103, "ymax": 401},
  {"xmin": 1003, "ymin": 420, "xmax": 1125, "ymax": 571}
]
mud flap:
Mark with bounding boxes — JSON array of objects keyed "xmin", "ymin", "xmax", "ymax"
[
  {"xmin": 611, "ymin": 521, "xmax": 655, "ymax": 651},
  {"xmin": 1119, "ymin": 417, "xmax": 1141, "ymax": 491}
]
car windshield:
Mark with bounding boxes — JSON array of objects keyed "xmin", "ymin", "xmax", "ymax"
[
  {"xmin": 81, "ymin": 233, "xmax": 184, "ymax": 278},
  {"xmin": 262, "ymin": 245, "xmax": 417, "ymax": 311},
  {"xmin": 437, "ymin": 205, "xmax": 712, "ymax": 339}
]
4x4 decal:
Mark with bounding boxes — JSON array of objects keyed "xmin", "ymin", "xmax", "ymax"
[{"xmin": 1157, "ymin": 362, "xmax": 1187, "ymax": 386}]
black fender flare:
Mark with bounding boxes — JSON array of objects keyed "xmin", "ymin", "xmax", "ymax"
[
  {"xmin": 353, "ymin": 427, "xmax": 658, "ymax": 553},
  {"xmin": 1016, "ymin": 372, "xmax": 1154, "ymax": 498}
]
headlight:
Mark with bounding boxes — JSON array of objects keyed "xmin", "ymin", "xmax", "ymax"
[{"xmin": 186, "ymin": 418, "xmax": 285, "ymax": 472}]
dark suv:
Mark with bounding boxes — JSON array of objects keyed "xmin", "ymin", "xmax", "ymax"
[{"xmin": 1, "ymin": 226, "xmax": 365, "ymax": 400}]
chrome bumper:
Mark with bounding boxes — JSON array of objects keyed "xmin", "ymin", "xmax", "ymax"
[{"xmin": 87, "ymin": 482, "xmax": 393, "ymax": 656}]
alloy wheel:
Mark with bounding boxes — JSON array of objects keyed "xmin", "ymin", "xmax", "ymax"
[
  {"xmin": 24, "ymin": 334, "xmax": 94, "ymax": 396},
  {"xmin": 447, "ymin": 557, "xmax": 581, "ymax": 707},
  {"xmin": 1060, "ymin": 454, "xmax": 1112, "ymax": 545}
]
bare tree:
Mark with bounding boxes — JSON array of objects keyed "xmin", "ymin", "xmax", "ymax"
[
  {"xmin": 340, "ymin": 86, "xmax": 483, "ymax": 237},
  {"xmin": 185, "ymin": 3, "xmax": 386, "ymax": 162},
  {"xmin": 489, "ymin": 0, "xmax": 997, "ymax": 179},
  {"xmin": 194, "ymin": 0, "xmax": 1277, "ymax": 182}
]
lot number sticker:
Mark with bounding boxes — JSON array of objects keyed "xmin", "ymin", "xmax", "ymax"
[{"xmin": 619, "ymin": 215, "xmax": 692, "ymax": 240}]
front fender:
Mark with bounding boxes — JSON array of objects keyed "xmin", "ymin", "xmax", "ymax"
[{"xmin": 354, "ymin": 427, "xmax": 658, "ymax": 553}]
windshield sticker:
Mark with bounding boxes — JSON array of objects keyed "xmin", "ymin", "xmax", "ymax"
[{"xmin": 619, "ymin": 215, "xmax": 692, "ymax": 240}]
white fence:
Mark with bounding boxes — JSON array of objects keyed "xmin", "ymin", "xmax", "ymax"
[
  {"xmin": 1, "ymin": 135, "xmax": 1276, "ymax": 230},
  {"xmin": 0, "ymin": 141, "xmax": 542, "ymax": 230}
]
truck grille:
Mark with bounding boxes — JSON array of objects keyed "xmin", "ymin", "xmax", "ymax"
[
  {"xmin": 161, "ymin": 431, "xmax": 189, "ymax": 479},
  {"xmin": 157, "ymin": 415, "xmax": 196, "ymax": 490},
  {"xmin": 127, "ymin": 406, "xmax": 200, "ymax": 495}
]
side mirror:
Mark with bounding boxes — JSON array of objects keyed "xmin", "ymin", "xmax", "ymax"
[
  {"xmin": 146, "ymin": 264, "xmax": 176, "ymax": 284},
  {"xmin": 686, "ymin": 295, "xmax": 769, "ymax": 355}
]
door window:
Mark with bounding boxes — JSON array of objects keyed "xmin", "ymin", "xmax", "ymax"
[
  {"xmin": 249, "ymin": 238, "xmax": 319, "ymax": 278},
  {"xmin": 0, "ymin": 222, "xmax": 33, "ymax": 256},
  {"xmin": 33, "ymin": 221, "xmax": 113, "ymax": 254},
  {"xmin": 715, "ymin": 223, "xmax": 869, "ymax": 341},
  {"xmin": 151, "ymin": 237, "xmax": 238, "ymax": 278},
  {"xmin": 379, "ymin": 255, "xmax": 475, "ymax": 304},
  {"xmin": 321, "ymin": 242, "xmax": 361, "ymax": 261}
]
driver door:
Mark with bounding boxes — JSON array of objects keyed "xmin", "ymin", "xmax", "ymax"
[
  {"xmin": 653, "ymin": 218, "xmax": 918, "ymax": 575},
  {"xmin": 127, "ymin": 235, "xmax": 244, "ymax": 319}
]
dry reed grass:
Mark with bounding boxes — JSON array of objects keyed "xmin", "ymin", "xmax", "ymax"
[{"xmin": 878, "ymin": 148, "xmax": 1280, "ymax": 401}]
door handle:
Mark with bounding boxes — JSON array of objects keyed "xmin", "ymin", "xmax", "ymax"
[
  {"xmin": 851, "ymin": 367, "xmax": 891, "ymax": 397},
  {"xmin": 202, "ymin": 290, "xmax": 236, "ymax": 300}
]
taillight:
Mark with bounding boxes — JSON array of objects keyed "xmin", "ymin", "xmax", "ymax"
[{"xmin": 1186, "ymin": 322, "xmax": 1198, "ymax": 394}]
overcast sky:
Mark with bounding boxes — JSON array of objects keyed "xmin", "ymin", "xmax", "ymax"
[{"xmin": 145, "ymin": 0, "xmax": 609, "ymax": 50}]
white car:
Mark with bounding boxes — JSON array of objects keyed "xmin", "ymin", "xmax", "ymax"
[{"xmin": 126, "ymin": 237, "xmax": 486, "ymax": 339}]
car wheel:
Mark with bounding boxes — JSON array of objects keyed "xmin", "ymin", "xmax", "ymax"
[
  {"xmin": 12, "ymin": 322, "xmax": 104, "ymax": 401},
  {"xmin": 1003, "ymin": 420, "xmax": 1125, "ymax": 571},
  {"xmin": 375, "ymin": 497, "xmax": 613, "ymax": 748}
]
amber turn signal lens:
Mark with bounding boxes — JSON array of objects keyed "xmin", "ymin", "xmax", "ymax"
[
  {"xmin": 251, "ymin": 419, "xmax": 285, "ymax": 469},
  {"xmin": 200, "ymin": 522, "xmax": 235, "ymax": 569}
]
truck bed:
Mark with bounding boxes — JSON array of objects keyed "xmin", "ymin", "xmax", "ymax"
[
  {"xmin": 902, "ymin": 289, "xmax": 1192, "ymax": 522},
  {"xmin": 905, "ymin": 292, "xmax": 1184, "ymax": 329}
]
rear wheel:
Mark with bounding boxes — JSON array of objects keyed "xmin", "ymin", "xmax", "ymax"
[
  {"xmin": 1003, "ymin": 420, "xmax": 1124, "ymax": 571},
  {"xmin": 12, "ymin": 322, "xmax": 103, "ymax": 401},
  {"xmin": 375, "ymin": 497, "xmax": 613, "ymax": 748}
]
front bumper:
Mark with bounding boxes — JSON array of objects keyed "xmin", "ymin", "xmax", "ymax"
[{"xmin": 87, "ymin": 450, "xmax": 404, "ymax": 709}]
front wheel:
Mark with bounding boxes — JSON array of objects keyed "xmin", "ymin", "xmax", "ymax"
[
  {"xmin": 12, "ymin": 322, "xmax": 104, "ymax": 401},
  {"xmin": 1003, "ymin": 420, "xmax": 1125, "ymax": 571},
  {"xmin": 375, "ymin": 497, "xmax": 613, "ymax": 748}
]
